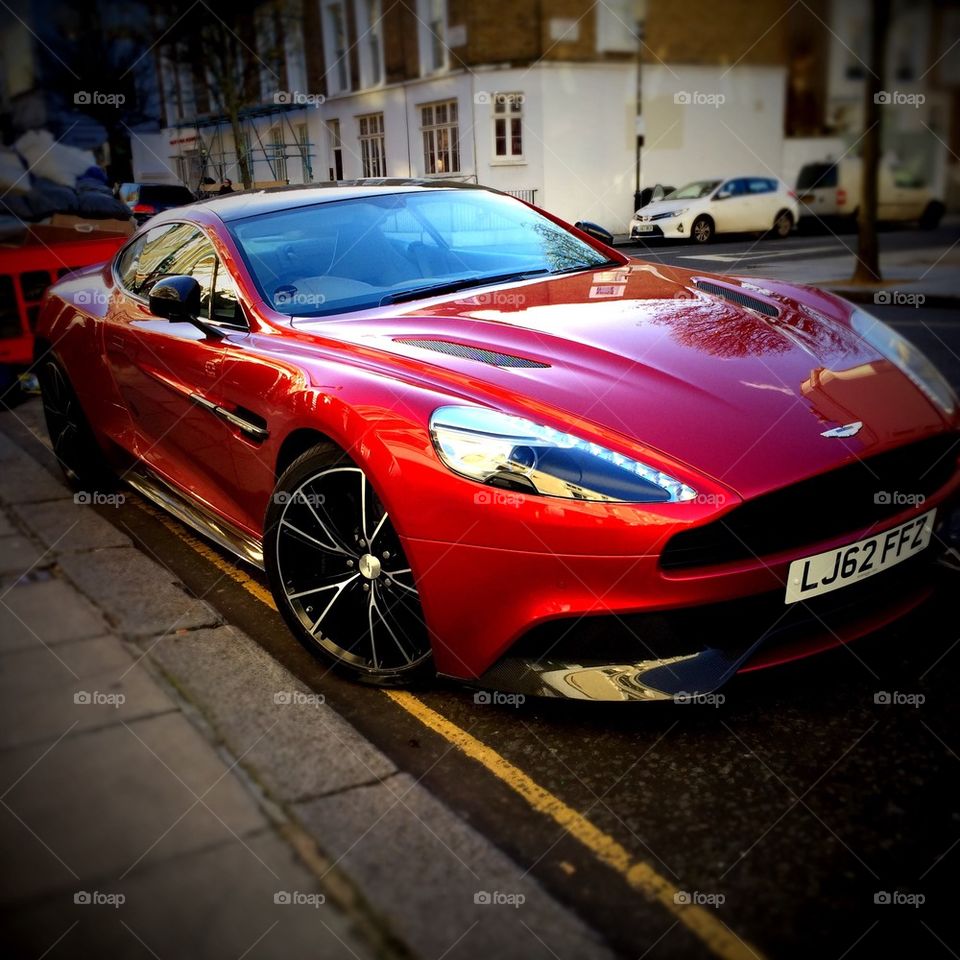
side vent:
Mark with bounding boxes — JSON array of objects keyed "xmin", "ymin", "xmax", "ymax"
[
  {"xmin": 395, "ymin": 338, "xmax": 550, "ymax": 369},
  {"xmin": 694, "ymin": 280, "xmax": 779, "ymax": 318}
]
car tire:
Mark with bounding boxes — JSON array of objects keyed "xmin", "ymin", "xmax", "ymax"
[
  {"xmin": 37, "ymin": 357, "xmax": 114, "ymax": 490},
  {"xmin": 920, "ymin": 201, "xmax": 944, "ymax": 230},
  {"xmin": 772, "ymin": 210, "xmax": 794, "ymax": 238},
  {"xmin": 691, "ymin": 216, "xmax": 713, "ymax": 243},
  {"xmin": 264, "ymin": 443, "xmax": 433, "ymax": 685}
]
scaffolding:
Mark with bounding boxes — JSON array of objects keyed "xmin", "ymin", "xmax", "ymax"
[{"xmin": 168, "ymin": 103, "xmax": 317, "ymax": 192}]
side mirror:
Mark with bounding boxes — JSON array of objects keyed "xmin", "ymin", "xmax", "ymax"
[
  {"xmin": 715, "ymin": 191, "xmax": 731, "ymax": 200},
  {"xmin": 574, "ymin": 221, "xmax": 615, "ymax": 245},
  {"xmin": 149, "ymin": 275, "xmax": 201, "ymax": 322}
]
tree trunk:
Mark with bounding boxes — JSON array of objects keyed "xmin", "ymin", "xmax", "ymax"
[{"xmin": 852, "ymin": 0, "xmax": 891, "ymax": 283}]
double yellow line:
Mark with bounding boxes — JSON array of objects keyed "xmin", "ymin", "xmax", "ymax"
[{"xmin": 143, "ymin": 502, "xmax": 765, "ymax": 960}]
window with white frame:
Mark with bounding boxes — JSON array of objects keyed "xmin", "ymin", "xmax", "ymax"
[
  {"xmin": 420, "ymin": 100, "xmax": 459, "ymax": 174},
  {"xmin": 328, "ymin": 119, "xmax": 343, "ymax": 180},
  {"xmin": 356, "ymin": 0, "xmax": 384, "ymax": 88},
  {"xmin": 322, "ymin": 1, "xmax": 351, "ymax": 95},
  {"xmin": 358, "ymin": 113, "xmax": 386, "ymax": 177},
  {"xmin": 269, "ymin": 126, "xmax": 287, "ymax": 182},
  {"xmin": 492, "ymin": 93, "xmax": 523, "ymax": 160},
  {"xmin": 296, "ymin": 122, "xmax": 312, "ymax": 181},
  {"xmin": 596, "ymin": 0, "xmax": 639, "ymax": 53},
  {"xmin": 417, "ymin": 0, "xmax": 448, "ymax": 75}
]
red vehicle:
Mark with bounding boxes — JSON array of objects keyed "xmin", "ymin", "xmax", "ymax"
[
  {"xmin": 35, "ymin": 183, "xmax": 960, "ymax": 700},
  {"xmin": 1, "ymin": 224, "xmax": 130, "ymax": 373}
]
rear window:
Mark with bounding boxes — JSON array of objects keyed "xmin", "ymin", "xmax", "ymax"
[
  {"xmin": 797, "ymin": 163, "xmax": 837, "ymax": 190},
  {"xmin": 140, "ymin": 185, "xmax": 195, "ymax": 206}
]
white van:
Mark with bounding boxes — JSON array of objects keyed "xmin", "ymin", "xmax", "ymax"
[{"xmin": 796, "ymin": 159, "xmax": 943, "ymax": 228}]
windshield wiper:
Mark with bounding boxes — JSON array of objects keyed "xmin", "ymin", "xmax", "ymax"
[
  {"xmin": 379, "ymin": 269, "xmax": 549, "ymax": 306},
  {"xmin": 549, "ymin": 259, "xmax": 622, "ymax": 276}
]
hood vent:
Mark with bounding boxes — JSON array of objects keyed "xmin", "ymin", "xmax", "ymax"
[
  {"xmin": 695, "ymin": 280, "xmax": 779, "ymax": 318},
  {"xmin": 395, "ymin": 338, "xmax": 550, "ymax": 369}
]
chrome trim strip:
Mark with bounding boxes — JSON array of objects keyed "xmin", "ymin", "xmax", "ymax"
[
  {"xmin": 188, "ymin": 393, "xmax": 269, "ymax": 442},
  {"xmin": 126, "ymin": 468, "xmax": 265, "ymax": 569}
]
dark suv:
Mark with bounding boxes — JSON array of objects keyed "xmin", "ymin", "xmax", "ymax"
[{"xmin": 117, "ymin": 183, "xmax": 196, "ymax": 224}]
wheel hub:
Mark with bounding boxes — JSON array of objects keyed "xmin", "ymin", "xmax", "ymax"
[{"xmin": 358, "ymin": 553, "xmax": 382, "ymax": 579}]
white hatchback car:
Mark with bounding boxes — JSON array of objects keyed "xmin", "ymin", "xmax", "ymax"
[{"xmin": 630, "ymin": 177, "xmax": 799, "ymax": 243}]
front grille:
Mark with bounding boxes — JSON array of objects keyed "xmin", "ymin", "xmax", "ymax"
[
  {"xmin": 394, "ymin": 338, "xmax": 549, "ymax": 368},
  {"xmin": 695, "ymin": 279, "xmax": 779, "ymax": 317},
  {"xmin": 661, "ymin": 433, "xmax": 960, "ymax": 570},
  {"xmin": 510, "ymin": 551, "xmax": 933, "ymax": 664}
]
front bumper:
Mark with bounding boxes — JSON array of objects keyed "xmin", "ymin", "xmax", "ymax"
[
  {"xmin": 629, "ymin": 217, "xmax": 687, "ymax": 239},
  {"xmin": 404, "ymin": 484, "xmax": 960, "ymax": 700}
]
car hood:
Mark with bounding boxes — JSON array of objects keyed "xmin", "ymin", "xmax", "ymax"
[
  {"xmin": 304, "ymin": 262, "xmax": 949, "ymax": 499},
  {"xmin": 635, "ymin": 198, "xmax": 703, "ymax": 217}
]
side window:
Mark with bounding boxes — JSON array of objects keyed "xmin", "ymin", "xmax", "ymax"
[
  {"xmin": 115, "ymin": 235, "xmax": 148, "ymax": 290},
  {"xmin": 747, "ymin": 178, "xmax": 775, "ymax": 194},
  {"xmin": 719, "ymin": 180, "xmax": 742, "ymax": 197},
  {"xmin": 210, "ymin": 262, "xmax": 244, "ymax": 326},
  {"xmin": 130, "ymin": 223, "xmax": 198, "ymax": 296}
]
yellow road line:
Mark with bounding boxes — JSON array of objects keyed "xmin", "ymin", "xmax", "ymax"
[
  {"xmin": 138, "ymin": 499, "xmax": 765, "ymax": 960},
  {"xmin": 386, "ymin": 690, "xmax": 763, "ymax": 960}
]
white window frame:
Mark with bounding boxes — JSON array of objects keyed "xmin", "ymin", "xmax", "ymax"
[
  {"xmin": 358, "ymin": 113, "xmax": 386, "ymax": 177},
  {"xmin": 491, "ymin": 92, "xmax": 524, "ymax": 163},
  {"xmin": 268, "ymin": 126, "xmax": 288, "ymax": 182},
  {"xmin": 419, "ymin": 99, "xmax": 460, "ymax": 175},
  {"xmin": 322, "ymin": 0, "xmax": 351, "ymax": 95},
  {"xmin": 417, "ymin": 0, "xmax": 448, "ymax": 75},
  {"xmin": 356, "ymin": 0, "xmax": 385, "ymax": 89}
]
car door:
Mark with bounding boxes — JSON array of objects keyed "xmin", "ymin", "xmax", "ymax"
[
  {"xmin": 745, "ymin": 178, "xmax": 779, "ymax": 230},
  {"xmin": 710, "ymin": 179, "xmax": 753, "ymax": 233},
  {"xmin": 104, "ymin": 222, "xmax": 244, "ymax": 515}
]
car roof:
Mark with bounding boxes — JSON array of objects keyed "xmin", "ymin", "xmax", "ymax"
[{"xmin": 199, "ymin": 179, "xmax": 492, "ymax": 222}]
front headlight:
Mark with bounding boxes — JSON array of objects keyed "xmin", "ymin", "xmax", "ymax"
[
  {"xmin": 429, "ymin": 406, "xmax": 698, "ymax": 503},
  {"xmin": 850, "ymin": 307, "xmax": 956, "ymax": 416}
]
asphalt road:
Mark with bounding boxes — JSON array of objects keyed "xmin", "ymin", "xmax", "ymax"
[{"xmin": 3, "ymin": 246, "xmax": 959, "ymax": 959}]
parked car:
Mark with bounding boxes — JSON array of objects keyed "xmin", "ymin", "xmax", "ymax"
[
  {"xmin": 117, "ymin": 182, "xmax": 196, "ymax": 224},
  {"xmin": 630, "ymin": 177, "xmax": 799, "ymax": 243},
  {"xmin": 35, "ymin": 182, "xmax": 960, "ymax": 701},
  {"xmin": 796, "ymin": 159, "xmax": 944, "ymax": 228}
]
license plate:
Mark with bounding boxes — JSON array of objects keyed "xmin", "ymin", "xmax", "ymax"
[
  {"xmin": 784, "ymin": 509, "xmax": 935, "ymax": 603},
  {"xmin": 799, "ymin": 194, "xmax": 815, "ymax": 203},
  {"xmin": 635, "ymin": 223, "xmax": 654, "ymax": 233}
]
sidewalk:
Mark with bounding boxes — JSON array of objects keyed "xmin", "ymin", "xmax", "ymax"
[{"xmin": 0, "ymin": 403, "xmax": 614, "ymax": 960}]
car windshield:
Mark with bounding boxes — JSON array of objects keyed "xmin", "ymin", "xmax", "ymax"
[
  {"xmin": 228, "ymin": 190, "xmax": 617, "ymax": 317},
  {"xmin": 665, "ymin": 180, "xmax": 721, "ymax": 200},
  {"xmin": 141, "ymin": 185, "xmax": 195, "ymax": 205}
]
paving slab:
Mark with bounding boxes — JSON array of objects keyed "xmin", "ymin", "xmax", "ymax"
[
  {"xmin": 13, "ymin": 499, "xmax": 133, "ymax": 553},
  {"xmin": 0, "ymin": 831, "xmax": 374, "ymax": 960},
  {"xmin": 0, "ymin": 711, "xmax": 269, "ymax": 903},
  {"xmin": 0, "ymin": 510, "xmax": 15, "ymax": 536},
  {"xmin": 0, "ymin": 533, "xmax": 48, "ymax": 579},
  {"xmin": 0, "ymin": 635, "xmax": 176, "ymax": 750},
  {"xmin": 296, "ymin": 775, "xmax": 616, "ymax": 960},
  {"xmin": 147, "ymin": 626, "xmax": 396, "ymax": 802},
  {"xmin": 56, "ymin": 547, "xmax": 221, "ymax": 638},
  {"xmin": 0, "ymin": 454, "xmax": 73, "ymax": 504},
  {"xmin": 0, "ymin": 577, "xmax": 109, "ymax": 653}
]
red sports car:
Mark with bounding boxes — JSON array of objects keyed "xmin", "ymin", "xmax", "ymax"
[{"xmin": 35, "ymin": 182, "xmax": 960, "ymax": 700}]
